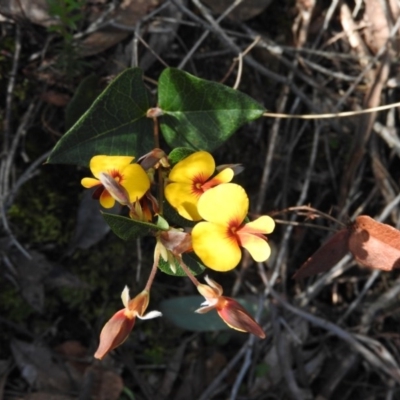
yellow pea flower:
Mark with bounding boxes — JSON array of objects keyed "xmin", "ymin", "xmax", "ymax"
[
  {"xmin": 192, "ymin": 183, "xmax": 275, "ymax": 271},
  {"xmin": 165, "ymin": 151, "xmax": 234, "ymax": 221},
  {"xmin": 81, "ymin": 155, "xmax": 150, "ymax": 208}
]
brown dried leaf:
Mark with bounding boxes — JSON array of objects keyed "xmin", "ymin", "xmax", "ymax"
[
  {"xmin": 78, "ymin": 0, "xmax": 160, "ymax": 57},
  {"xmin": 294, "ymin": 216, "xmax": 400, "ymax": 279},
  {"xmin": 20, "ymin": 394, "xmax": 75, "ymax": 400},
  {"xmin": 84, "ymin": 365, "xmax": 124, "ymax": 400},
  {"xmin": 4, "ymin": 247, "xmax": 85, "ymax": 312},
  {"xmin": 349, "ymin": 216, "xmax": 400, "ymax": 271},
  {"xmin": 40, "ymin": 91, "xmax": 71, "ymax": 107},
  {"xmin": 0, "ymin": 0, "xmax": 58, "ymax": 27},
  {"xmin": 363, "ymin": 0, "xmax": 400, "ymax": 54},
  {"xmin": 293, "ymin": 229, "xmax": 350, "ymax": 279},
  {"xmin": 10, "ymin": 340, "xmax": 73, "ymax": 392},
  {"xmin": 54, "ymin": 340, "xmax": 89, "ymax": 376},
  {"xmin": 201, "ymin": 0, "xmax": 273, "ymax": 21}
]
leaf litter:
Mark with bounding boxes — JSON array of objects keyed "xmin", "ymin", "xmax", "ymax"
[{"xmin": 2, "ymin": 0, "xmax": 400, "ymax": 399}]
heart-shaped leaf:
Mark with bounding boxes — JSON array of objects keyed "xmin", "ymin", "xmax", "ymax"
[
  {"xmin": 65, "ymin": 74, "xmax": 101, "ymax": 131},
  {"xmin": 158, "ymin": 68, "xmax": 265, "ymax": 151},
  {"xmin": 101, "ymin": 213, "xmax": 162, "ymax": 240},
  {"xmin": 48, "ymin": 68, "xmax": 154, "ymax": 166}
]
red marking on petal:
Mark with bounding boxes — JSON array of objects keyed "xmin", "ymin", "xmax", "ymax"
[
  {"xmin": 227, "ymin": 217, "xmax": 242, "ymax": 238},
  {"xmin": 191, "ymin": 173, "xmax": 208, "ymax": 196},
  {"xmin": 110, "ymin": 169, "xmax": 123, "ymax": 182},
  {"xmin": 201, "ymin": 176, "xmax": 222, "ymax": 191}
]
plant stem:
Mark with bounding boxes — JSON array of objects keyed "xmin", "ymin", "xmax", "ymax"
[
  {"xmin": 177, "ymin": 256, "xmax": 201, "ymax": 287},
  {"xmin": 152, "ymin": 117, "xmax": 164, "ymax": 215},
  {"xmin": 144, "ymin": 255, "xmax": 159, "ymax": 291}
]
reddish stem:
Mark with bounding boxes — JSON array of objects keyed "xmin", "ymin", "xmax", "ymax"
[
  {"xmin": 144, "ymin": 255, "xmax": 159, "ymax": 292},
  {"xmin": 177, "ymin": 256, "xmax": 201, "ymax": 287}
]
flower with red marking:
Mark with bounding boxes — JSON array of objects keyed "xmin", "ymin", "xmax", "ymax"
[
  {"xmin": 192, "ymin": 183, "xmax": 275, "ymax": 271},
  {"xmin": 81, "ymin": 155, "xmax": 150, "ymax": 208},
  {"xmin": 94, "ymin": 287, "xmax": 161, "ymax": 360},
  {"xmin": 165, "ymin": 151, "xmax": 234, "ymax": 220},
  {"xmin": 196, "ymin": 276, "xmax": 265, "ymax": 338}
]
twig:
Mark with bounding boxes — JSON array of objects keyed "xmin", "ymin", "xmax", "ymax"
[
  {"xmin": 297, "ymin": 255, "xmax": 354, "ymax": 306},
  {"xmin": 135, "ymin": 238, "xmax": 142, "ymax": 283},
  {"xmin": 229, "ymin": 296, "xmax": 264, "ymax": 399},
  {"xmin": 5, "ymin": 149, "xmax": 51, "ymax": 209},
  {"xmin": 270, "ymin": 289, "xmax": 400, "ymax": 383},
  {"xmin": 177, "ymin": 0, "xmax": 243, "ymax": 70},
  {"xmin": 270, "ymin": 303, "xmax": 306, "ymax": 399},
  {"xmin": 255, "ymin": 82, "xmax": 290, "ymax": 215},
  {"xmin": 270, "ymin": 123, "xmax": 321, "ymax": 288},
  {"xmin": 263, "ymin": 100, "xmax": 400, "ymax": 119},
  {"xmin": 232, "ymin": 36, "xmax": 260, "ymax": 89},
  {"xmin": 360, "ymin": 275, "xmax": 400, "ymax": 334},
  {"xmin": 198, "ymin": 340, "xmax": 248, "ymax": 400},
  {"xmin": 338, "ymin": 269, "xmax": 381, "ymax": 324},
  {"xmin": 3, "ymin": 25, "xmax": 21, "ymax": 153}
]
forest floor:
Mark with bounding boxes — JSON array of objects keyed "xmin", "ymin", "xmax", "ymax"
[{"xmin": 1, "ymin": 0, "xmax": 400, "ymax": 399}]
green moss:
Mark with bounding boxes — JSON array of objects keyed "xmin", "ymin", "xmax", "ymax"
[
  {"xmin": 7, "ymin": 167, "xmax": 79, "ymax": 246},
  {"xmin": 0, "ymin": 285, "xmax": 34, "ymax": 322}
]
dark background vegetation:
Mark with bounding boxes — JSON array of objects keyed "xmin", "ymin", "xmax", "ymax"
[{"xmin": 1, "ymin": 0, "xmax": 400, "ymax": 399}]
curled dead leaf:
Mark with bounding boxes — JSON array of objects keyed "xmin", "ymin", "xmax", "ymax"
[
  {"xmin": 293, "ymin": 229, "xmax": 350, "ymax": 280},
  {"xmin": 294, "ymin": 215, "xmax": 400, "ymax": 279},
  {"xmin": 348, "ymin": 215, "xmax": 400, "ymax": 271}
]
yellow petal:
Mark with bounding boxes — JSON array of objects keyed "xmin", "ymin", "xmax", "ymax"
[
  {"xmin": 169, "ymin": 151, "xmax": 215, "ymax": 183},
  {"xmin": 165, "ymin": 183, "xmax": 201, "ymax": 221},
  {"xmin": 238, "ymin": 233, "xmax": 271, "ymax": 262},
  {"xmin": 120, "ymin": 164, "xmax": 150, "ymax": 202},
  {"xmin": 99, "ymin": 190, "xmax": 115, "ymax": 208},
  {"xmin": 197, "ymin": 183, "xmax": 248, "ymax": 225},
  {"xmin": 202, "ymin": 168, "xmax": 234, "ymax": 191},
  {"xmin": 90, "ymin": 155, "xmax": 134, "ymax": 178},
  {"xmin": 81, "ymin": 177, "xmax": 101, "ymax": 188},
  {"xmin": 243, "ymin": 216, "xmax": 275, "ymax": 234},
  {"xmin": 192, "ymin": 221, "xmax": 241, "ymax": 271}
]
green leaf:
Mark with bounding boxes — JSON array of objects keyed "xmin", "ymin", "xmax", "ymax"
[
  {"xmin": 158, "ymin": 68, "xmax": 265, "ymax": 151},
  {"xmin": 102, "ymin": 213, "xmax": 161, "ymax": 240},
  {"xmin": 48, "ymin": 68, "xmax": 154, "ymax": 166},
  {"xmin": 168, "ymin": 147, "xmax": 195, "ymax": 166},
  {"xmin": 158, "ymin": 253, "xmax": 205, "ymax": 276},
  {"xmin": 159, "ymin": 296, "xmax": 259, "ymax": 332},
  {"xmin": 65, "ymin": 74, "xmax": 101, "ymax": 131},
  {"xmin": 160, "ymin": 296, "xmax": 228, "ymax": 331}
]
